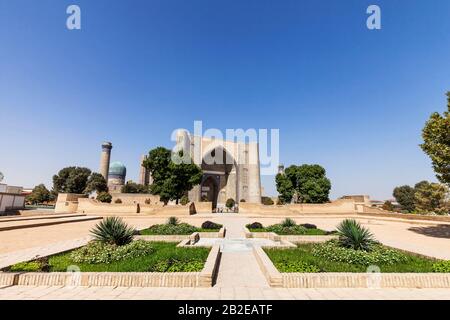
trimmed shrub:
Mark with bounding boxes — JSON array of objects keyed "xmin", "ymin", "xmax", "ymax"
[
  {"xmin": 201, "ymin": 221, "xmax": 222, "ymax": 230},
  {"xmin": 311, "ymin": 240, "xmax": 407, "ymax": 266},
  {"xmin": 90, "ymin": 217, "xmax": 135, "ymax": 246},
  {"xmin": 70, "ymin": 240, "xmax": 154, "ymax": 264},
  {"xmin": 180, "ymin": 195, "xmax": 189, "ymax": 206},
  {"xmin": 144, "ymin": 198, "xmax": 151, "ymax": 205},
  {"xmin": 240, "ymin": 199, "xmax": 246, "ymax": 202},
  {"xmin": 97, "ymin": 192, "xmax": 112, "ymax": 203},
  {"xmin": 337, "ymin": 219, "xmax": 377, "ymax": 251},
  {"xmin": 114, "ymin": 198, "xmax": 122, "ymax": 204},
  {"xmin": 300, "ymin": 223, "xmax": 317, "ymax": 229},
  {"xmin": 246, "ymin": 222, "xmax": 264, "ymax": 229},
  {"xmin": 225, "ymin": 198, "xmax": 235, "ymax": 209},
  {"xmin": 262, "ymin": 197, "xmax": 274, "ymax": 205}
]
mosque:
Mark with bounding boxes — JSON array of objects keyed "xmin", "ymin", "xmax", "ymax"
[{"xmin": 98, "ymin": 130, "xmax": 262, "ymax": 207}]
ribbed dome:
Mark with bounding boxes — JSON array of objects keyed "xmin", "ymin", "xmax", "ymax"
[{"xmin": 109, "ymin": 161, "xmax": 126, "ymax": 177}]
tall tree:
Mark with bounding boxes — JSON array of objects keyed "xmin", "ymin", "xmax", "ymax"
[
  {"xmin": 276, "ymin": 164, "xmax": 331, "ymax": 204},
  {"xmin": 121, "ymin": 180, "xmax": 149, "ymax": 194},
  {"xmin": 143, "ymin": 147, "xmax": 202, "ymax": 204},
  {"xmin": 52, "ymin": 167, "xmax": 92, "ymax": 194},
  {"xmin": 414, "ymin": 181, "xmax": 449, "ymax": 215},
  {"xmin": 393, "ymin": 185, "xmax": 416, "ymax": 212},
  {"xmin": 420, "ymin": 92, "xmax": 450, "ymax": 185},
  {"xmin": 27, "ymin": 184, "xmax": 53, "ymax": 204},
  {"xmin": 84, "ymin": 172, "xmax": 108, "ymax": 194}
]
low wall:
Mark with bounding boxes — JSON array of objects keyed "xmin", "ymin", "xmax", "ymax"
[
  {"xmin": 239, "ymin": 199, "xmax": 356, "ymax": 215},
  {"xmin": 193, "ymin": 201, "xmax": 213, "ymax": 213},
  {"xmin": 111, "ymin": 194, "xmax": 163, "ymax": 206}
]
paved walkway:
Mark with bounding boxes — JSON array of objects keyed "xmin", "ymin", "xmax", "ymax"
[
  {"xmin": 0, "ymin": 285, "xmax": 449, "ymax": 300},
  {"xmin": 215, "ymin": 218, "xmax": 269, "ymax": 288}
]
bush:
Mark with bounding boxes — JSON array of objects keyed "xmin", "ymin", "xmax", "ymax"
[
  {"xmin": 70, "ymin": 240, "xmax": 154, "ymax": 264},
  {"xmin": 311, "ymin": 241, "xmax": 407, "ymax": 266},
  {"xmin": 300, "ymin": 223, "xmax": 317, "ymax": 229},
  {"xmin": 266, "ymin": 224, "xmax": 307, "ymax": 235},
  {"xmin": 281, "ymin": 218, "xmax": 296, "ymax": 228},
  {"xmin": 273, "ymin": 260, "xmax": 320, "ymax": 273},
  {"xmin": 201, "ymin": 195, "xmax": 208, "ymax": 202},
  {"xmin": 246, "ymin": 222, "xmax": 264, "ymax": 229},
  {"xmin": 167, "ymin": 216, "xmax": 180, "ymax": 226},
  {"xmin": 201, "ymin": 221, "xmax": 222, "ymax": 229},
  {"xmin": 225, "ymin": 198, "xmax": 235, "ymax": 209},
  {"xmin": 336, "ymin": 219, "xmax": 377, "ymax": 251},
  {"xmin": 96, "ymin": 192, "xmax": 112, "ymax": 203},
  {"xmin": 240, "ymin": 199, "xmax": 246, "ymax": 202},
  {"xmin": 114, "ymin": 198, "xmax": 122, "ymax": 204},
  {"xmin": 180, "ymin": 195, "xmax": 189, "ymax": 206},
  {"xmin": 90, "ymin": 217, "xmax": 135, "ymax": 246},
  {"xmin": 142, "ymin": 223, "xmax": 198, "ymax": 235},
  {"xmin": 144, "ymin": 198, "xmax": 151, "ymax": 205},
  {"xmin": 262, "ymin": 197, "xmax": 274, "ymax": 205},
  {"xmin": 432, "ymin": 260, "xmax": 450, "ymax": 273}
]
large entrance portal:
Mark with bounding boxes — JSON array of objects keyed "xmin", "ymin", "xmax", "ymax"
[{"xmin": 200, "ymin": 147, "xmax": 236, "ymax": 209}]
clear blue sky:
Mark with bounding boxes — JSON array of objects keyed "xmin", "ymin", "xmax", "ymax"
[{"xmin": 1, "ymin": 0, "xmax": 449, "ymax": 200}]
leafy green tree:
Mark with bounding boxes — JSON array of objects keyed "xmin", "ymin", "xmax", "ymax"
[
  {"xmin": 420, "ymin": 92, "xmax": 450, "ymax": 185},
  {"xmin": 27, "ymin": 184, "xmax": 53, "ymax": 204},
  {"xmin": 276, "ymin": 164, "xmax": 331, "ymax": 204},
  {"xmin": 52, "ymin": 167, "xmax": 91, "ymax": 194},
  {"xmin": 393, "ymin": 185, "xmax": 416, "ymax": 212},
  {"xmin": 226, "ymin": 198, "xmax": 235, "ymax": 209},
  {"xmin": 121, "ymin": 180, "xmax": 149, "ymax": 194},
  {"xmin": 414, "ymin": 181, "xmax": 449, "ymax": 214},
  {"xmin": 96, "ymin": 192, "xmax": 112, "ymax": 203},
  {"xmin": 143, "ymin": 147, "xmax": 202, "ymax": 204},
  {"xmin": 275, "ymin": 173, "xmax": 294, "ymax": 203},
  {"xmin": 84, "ymin": 173, "xmax": 108, "ymax": 194},
  {"xmin": 382, "ymin": 200, "xmax": 394, "ymax": 212}
]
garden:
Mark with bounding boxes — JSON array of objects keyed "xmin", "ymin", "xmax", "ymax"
[
  {"xmin": 139, "ymin": 217, "xmax": 223, "ymax": 235},
  {"xmin": 246, "ymin": 218, "xmax": 332, "ymax": 235},
  {"xmin": 5, "ymin": 217, "xmax": 211, "ymax": 273},
  {"xmin": 264, "ymin": 219, "xmax": 450, "ymax": 273}
]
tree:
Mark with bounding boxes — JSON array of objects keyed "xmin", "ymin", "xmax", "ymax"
[
  {"xmin": 52, "ymin": 167, "xmax": 91, "ymax": 194},
  {"xmin": 382, "ymin": 201, "xmax": 394, "ymax": 212},
  {"xmin": 96, "ymin": 192, "xmax": 112, "ymax": 203},
  {"xmin": 393, "ymin": 185, "xmax": 416, "ymax": 212},
  {"xmin": 84, "ymin": 173, "xmax": 108, "ymax": 194},
  {"xmin": 226, "ymin": 198, "xmax": 235, "ymax": 209},
  {"xmin": 143, "ymin": 147, "xmax": 202, "ymax": 204},
  {"xmin": 414, "ymin": 181, "xmax": 449, "ymax": 215},
  {"xmin": 276, "ymin": 164, "xmax": 331, "ymax": 204},
  {"xmin": 27, "ymin": 184, "xmax": 53, "ymax": 204},
  {"xmin": 420, "ymin": 92, "xmax": 450, "ymax": 186},
  {"xmin": 121, "ymin": 180, "xmax": 149, "ymax": 194}
]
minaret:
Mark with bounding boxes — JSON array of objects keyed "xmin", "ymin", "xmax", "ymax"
[
  {"xmin": 139, "ymin": 155, "xmax": 149, "ymax": 185},
  {"xmin": 100, "ymin": 142, "xmax": 112, "ymax": 181}
]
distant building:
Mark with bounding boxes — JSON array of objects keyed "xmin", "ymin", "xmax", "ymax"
[{"xmin": 0, "ymin": 183, "xmax": 26, "ymax": 214}]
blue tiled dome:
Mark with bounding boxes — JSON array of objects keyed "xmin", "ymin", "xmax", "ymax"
[{"xmin": 109, "ymin": 161, "xmax": 126, "ymax": 177}]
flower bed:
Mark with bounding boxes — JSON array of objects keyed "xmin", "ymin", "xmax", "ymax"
[
  {"xmin": 5, "ymin": 242, "xmax": 210, "ymax": 273},
  {"xmin": 140, "ymin": 218, "xmax": 222, "ymax": 235},
  {"xmin": 246, "ymin": 219, "xmax": 333, "ymax": 236}
]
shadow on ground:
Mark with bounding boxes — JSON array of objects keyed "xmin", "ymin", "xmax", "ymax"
[{"xmin": 408, "ymin": 225, "xmax": 450, "ymax": 239}]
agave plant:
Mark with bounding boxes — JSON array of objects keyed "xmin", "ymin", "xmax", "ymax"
[
  {"xmin": 336, "ymin": 219, "xmax": 377, "ymax": 251},
  {"xmin": 167, "ymin": 216, "xmax": 180, "ymax": 226},
  {"xmin": 281, "ymin": 218, "xmax": 296, "ymax": 228},
  {"xmin": 90, "ymin": 217, "xmax": 135, "ymax": 246}
]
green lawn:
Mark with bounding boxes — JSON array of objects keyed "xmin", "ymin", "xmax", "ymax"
[
  {"xmin": 264, "ymin": 243, "xmax": 438, "ymax": 273},
  {"xmin": 8, "ymin": 242, "xmax": 210, "ymax": 273},
  {"xmin": 249, "ymin": 228, "xmax": 331, "ymax": 235}
]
